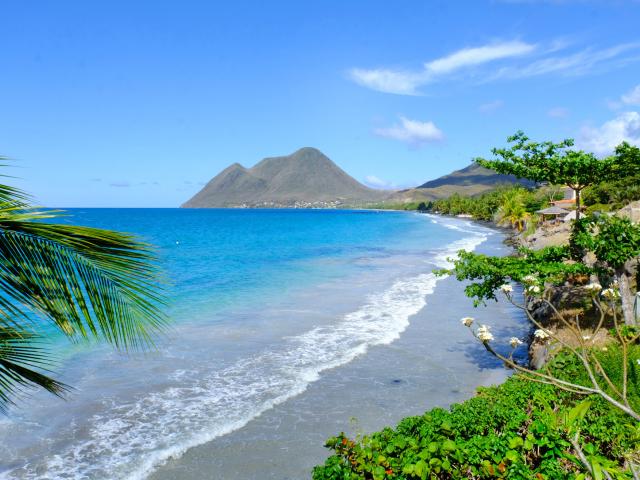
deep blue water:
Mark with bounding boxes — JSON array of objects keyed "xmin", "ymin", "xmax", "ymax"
[{"xmin": 0, "ymin": 209, "xmax": 499, "ymax": 480}]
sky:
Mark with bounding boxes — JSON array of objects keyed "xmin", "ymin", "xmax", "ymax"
[{"xmin": 1, "ymin": 0, "xmax": 640, "ymax": 207}]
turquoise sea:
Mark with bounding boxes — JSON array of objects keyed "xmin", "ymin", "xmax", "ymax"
[{"xmin": 0, "ymin": 209, "xmax": 527, "ymax": 479}]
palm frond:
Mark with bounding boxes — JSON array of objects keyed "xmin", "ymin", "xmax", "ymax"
[
  {"xmin": 0, "ymin": 218, "xmax": 168, "ymax": 350},
  {"xmin": 0, "ymin": 327, "xmax": 69, "ymax": 413},
  {"xmin": 0, "ymin": 164, "xmax": 167, "ymax": 410}
]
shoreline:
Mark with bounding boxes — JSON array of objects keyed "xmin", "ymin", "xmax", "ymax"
[{"xmin": 148, "ymin": 217, "xmax": 530, "ymax": 480}]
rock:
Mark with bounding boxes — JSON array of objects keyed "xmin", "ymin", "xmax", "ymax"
[{"xmin": 616, "ymin": 200, "xmax": 640, "ymax": 224}]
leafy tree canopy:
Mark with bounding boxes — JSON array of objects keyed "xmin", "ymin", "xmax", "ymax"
[
  {"xmin": 475, "ymin": 131, "xmax": 639, "ymax": 191},
  {"xmin": 437, "ymin": 246, "xmax": 590, "ymax": 305}
]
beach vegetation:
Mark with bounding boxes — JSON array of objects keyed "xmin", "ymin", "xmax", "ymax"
[
  {"xmin": 475, "ymin": 131, "xmax": 640, "ymax": 220},
  {"xmin": 313, "ymin": 345, "xmax": 640, "ymax": 479}
]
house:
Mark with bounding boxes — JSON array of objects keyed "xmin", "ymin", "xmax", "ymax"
[{"xmin": 550, "ymin": 186, "xmax": 576, "ymax": 208}]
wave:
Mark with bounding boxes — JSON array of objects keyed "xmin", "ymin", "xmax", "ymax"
[{"xmin": 4, "ymin": 227, "xmax": 488, "ymax": 480}]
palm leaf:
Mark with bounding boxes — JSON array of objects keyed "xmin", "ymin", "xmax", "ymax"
[
  {"xmin": 0, "ymin": 327, "xmax": 68, "ymax": 413},
  {"xmin": 0, "ymin": 161, "xmax": 167, "ymax": 410}
]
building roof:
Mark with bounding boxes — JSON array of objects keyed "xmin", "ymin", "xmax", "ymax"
[{"xmin": 537, "ymin": 206, "xmax": 571, "ymax": 215}]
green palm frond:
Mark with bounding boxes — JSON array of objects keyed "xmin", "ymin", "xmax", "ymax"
[
  {"xmin": 0, "ymin": 327, "xmax": 68, "ymax": 413},
  {"xmin": 0, "ymin": 160, "xmax": 167, "ymax": 411}
]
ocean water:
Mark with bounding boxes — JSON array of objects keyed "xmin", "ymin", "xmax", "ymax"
[{"xmin": 0, "ymin": 209, "xmax": 527, "ymax": 479}]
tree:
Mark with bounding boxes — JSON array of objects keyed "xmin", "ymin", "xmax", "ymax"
[
  {"xmin": 475, "ymin": 131, "xmax": 640, "ymax": 220},
  {"xmin": 0, "ymin": 166, "xmax": 166, "ymax": 411},
  {"xmin": 571, "ymin": 215, "xmax": 640, "ymax": 325},
  {"xmin": 494, "ymin": 189, "xmax": 530, "ymax": 231}
]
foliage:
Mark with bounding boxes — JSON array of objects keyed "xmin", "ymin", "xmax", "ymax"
[
  {"xmin": 571, "ymin": 215, "xmax": 640, "ymax": 270},
  {"xmin": 313, "ymin": 347, "xmax": 640, "ymax": 480},
  {"xmin": 0, "ymin": 164, "xmax": 167, "ymax": 411},
  {"xmin": 474, "ymin": 131, "xmax": 640, "ymax": 218},
  {"xmin": 582, "ymin": 175, "xmax": 640, "ymax": 210},
  {"xmin": 426, "ymin": 185, "xmax": 546, "ymax": 223},
  {"xmin": 437, "ymin": 246, "xmax": 590, "ymax": 305}
]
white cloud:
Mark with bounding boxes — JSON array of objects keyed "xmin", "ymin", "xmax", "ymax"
[
  {"xmin": 349, "ymin": 40, "xmax": 535, "ymax": 95},
  {"xmin": 621, "ymin": 84, "xmax": 640, "ymax": 105},
  {"xmin": 491, "ymin": 42, "xmax": 640, "ymax": 80},
  {"xmin": 578, "ymin": 111, "xmax": 640, "ymax": 155},
  {"xmin": 548, "ymin": 107, "xmax": 569, "ymax": 118},
  {"xmin": 425, "ymin": 42, "xmax": 535, "ymax": 74},
  {"xmin": 350, "ymin": 40, "xmax": 640, "ymax": 95},
  {"xmin": 374, "ymin": 116, "xmax": 444, "ymax": 146},
  {"xmin": 349, "ymin": 68, "xmax": 424, "ymax": 95},
  {"xmin": 479, "ymin": 100, "xmax": 504, "ymax": 113},
  {"xmin": 364, "ymin": 175, "xmax": 395, "ymax": 189}
]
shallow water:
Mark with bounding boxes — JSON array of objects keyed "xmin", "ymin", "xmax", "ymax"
[{"xmin": 0, "ymin": 209, "xmax": 527, "ymax": 479}]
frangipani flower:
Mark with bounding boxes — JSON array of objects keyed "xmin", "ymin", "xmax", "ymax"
[
  {"xmin": 461, "ymin": 317, "xmax": 474, "ymax": 327},
  {"xmin": 509, "ymin": 337, "xmax": 523, "ymax": 348},
  {"xmin": 500, "ymin": 284, "xmax": 513, "ymax": 294},
  {"xmin": 526, "ymin": 285, "xmax": 541, "ymax": 295},
  {"xmin": 584, "ymin": 283, "xmax": 602, "ymax": 295},
  {"xmin": 522, "ymin": 274, "xmax": 538, "ymax": 284},
  {"xmin": 534, "ymin": 329, "xmax": 551, "ymax": 340},
  {"xmin": 601, "ymin": 288, "xmax": 620, "ymax": 300},
  {"xmin": 477, "ymin": 324, "xmax": 494, "ymax": 342}
]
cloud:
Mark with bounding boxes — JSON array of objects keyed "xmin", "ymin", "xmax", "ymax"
[
  {"xmin": 374, "ymin": 116, "xmax": 444, "ymax": 146},
  {"xmin": 425, "ymin": 42, "xmax": 535, "ymax": 74},
  {"xmin": 548, "ymin": 107, "xmax": 569, "ymax": 118},
  {"xmin": 621, "ymin": 84, "xmax": 640, "ymax": 105},
  {"xmin": 349, "ymin": 40, "xmax": 535, "ymax": 95},
  {"xmin": 479, "ymin": 100, "xmax": 504, "ymax": 113},
  {"xmin": 490, "ymin": 42, "xmax": 640, "ymax": 80},
  {"xmin": 364, "ymin": 175, "xmax": 395, "ymax": 189},
  {"xmin": 109, "ymin": 181, "xmax": 130, "ymax": 188},
  {"xmin": 350, "ymin": 40, "xmax": 640, "ymax": 95},
  {"xmin": 578, "ymin": 111, "xmax": 640, "ymax": 155}
]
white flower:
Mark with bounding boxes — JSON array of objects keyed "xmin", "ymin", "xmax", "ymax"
[
  {"xmin": 500, "ymin": 284, "xmax": 513, "ymax": 294},
  {"xmin": 584, "ymin": 283, "xmax": 602, "ymax": 295},
  {"xmin": 477, "ymin": 324, "xmax": 494, "ymax": 342},
  {"xmin": 522, "ymin": 275, "xmax": 538, "ymax": 284},
  {"xmin": 461, "ymin": 317, "xmax": 474, "ymax": 327},
  {"xmin": 636, "ymin": 359, "xmax": 640, "ymax": 366},
  {"xmin": 601, "ymin": 288, "xmax": 620, "ymax": 300},
  {"xmin": 534, "ymin": 329, "xmax": 551, "ymax": 340},
  {"xmin": 527, "ymin": 285, "xmax": 541, "ymax": 295},
  {"xmin": 509, "ymin": 337, "xmax": 523, "ymax": 348},
  {"xmin": 582, "ymin": 335, "xmax": 591, "ymax": 341}
]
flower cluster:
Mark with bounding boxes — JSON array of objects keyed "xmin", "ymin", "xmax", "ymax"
[
  {"xmin": 500, "ymin": 284, "xmax": 513, "ymax": 294},
  {"xmin": 460, "ymin": 317, "xmax": 474, "ymax": 327},
  {"xmin": 477, "ymin": 324, "xmax": 494, "ymax": 342},
  {"xmin": 526, "ymin": 285, "xmax": 541, "ymax": 295},
  {"xmin": 522, "ymin": 274, "xmax": 538, "ymax": 285},
  {"xmin": 584, "ymin": 283, "xmax": 602, "ymax": 295},
  {"xmin": 601, "ymin": 288, "xmax": 620, "ymax": 301},
  {"xmin": 534, "ymin": 329, "xmax": 552, "ymax": 340},
  {"xmin": 509, "ymin": 337, "xmax": 523, "ymax": 348}
]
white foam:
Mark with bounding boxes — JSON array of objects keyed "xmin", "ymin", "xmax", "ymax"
[{"xmin": 4, "ymin": 226, "xmax": 488, "ymax": 480}]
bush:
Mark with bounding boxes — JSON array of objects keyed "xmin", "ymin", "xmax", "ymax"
[{"xmin": 312, "ymin": 346, "xmax": 640, "ymax": 480}]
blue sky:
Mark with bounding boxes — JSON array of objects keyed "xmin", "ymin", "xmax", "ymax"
[{"xmin": 1, "ymin": 0, "xmax": 640, "ymax": 207}]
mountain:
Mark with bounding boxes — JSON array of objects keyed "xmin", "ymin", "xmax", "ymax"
[
  {"xmin": 182, "ymin": 147, "xmax": 386, "ymax": 208},
  {"xmin": 386, "ymin": 163, "xmax": 534, "ymax": 204}
]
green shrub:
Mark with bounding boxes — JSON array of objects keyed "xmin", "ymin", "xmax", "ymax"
[{"xmin": 313, "ymin": 346, "xmax": 640, "ymax": 480}]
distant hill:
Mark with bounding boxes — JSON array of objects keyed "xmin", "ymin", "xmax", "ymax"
[
  {"xmin": 182, "ymin": 147, "xmax": 387, "ymax": 208},
  {"xmin": 386, "ymin": 163, "xmax": 534, "ymax": 204}
]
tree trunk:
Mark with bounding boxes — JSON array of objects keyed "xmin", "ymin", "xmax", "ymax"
[
  {"xmin": 616, "ymin": 261, "xmax": 637, "ymax": 326},
  {"xmin": 575, "ymin": 189, "xmax": 581, "ymax": 221}
]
